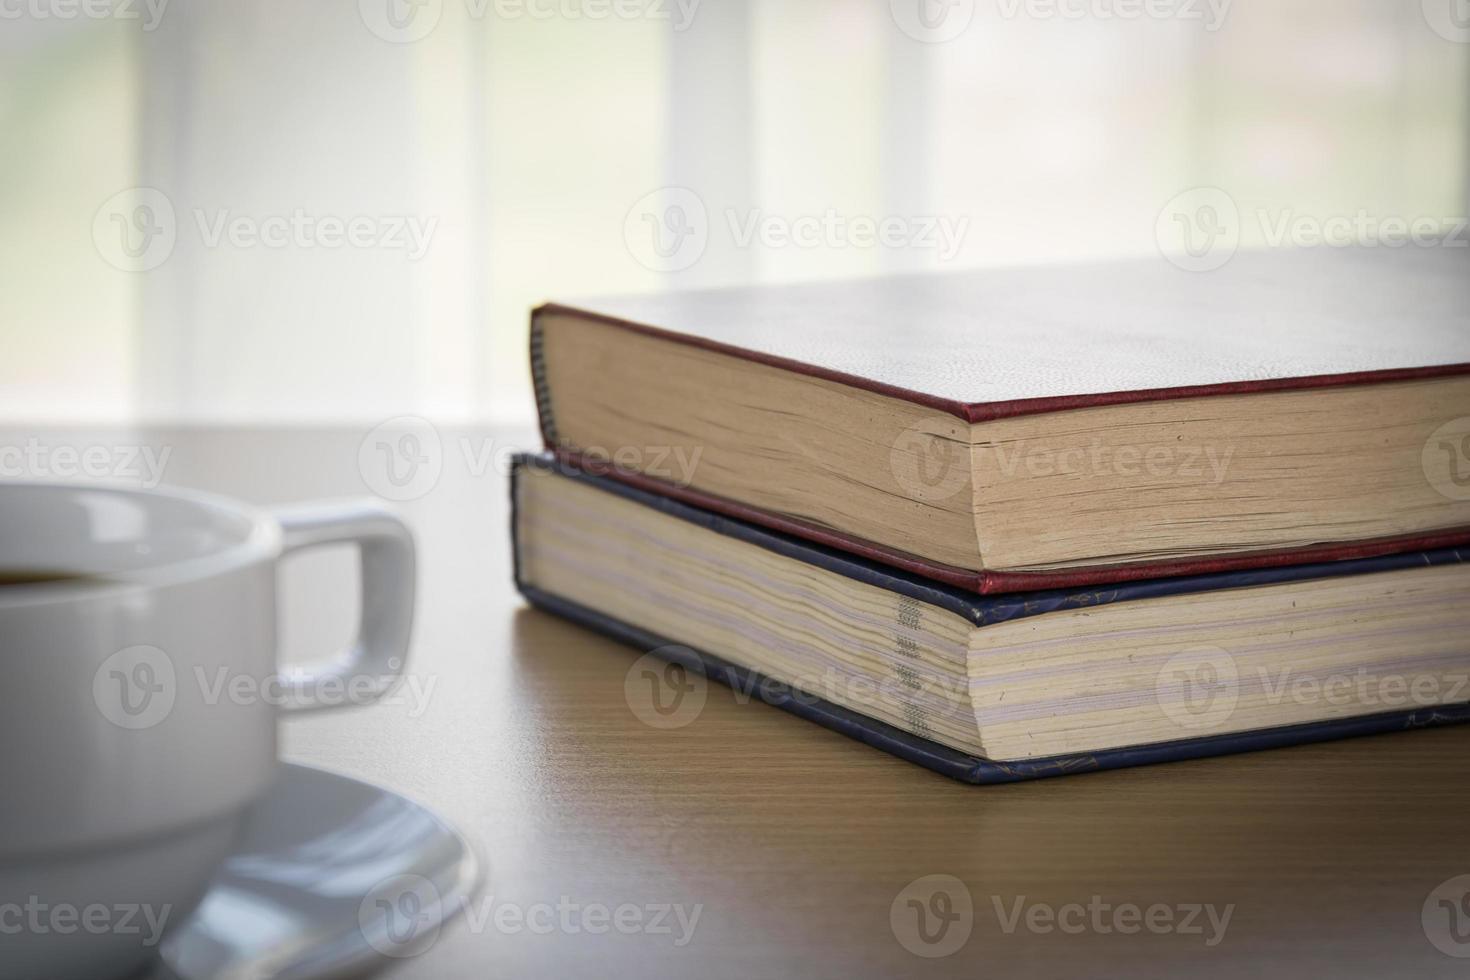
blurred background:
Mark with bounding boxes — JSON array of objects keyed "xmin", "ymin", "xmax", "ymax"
[{"xmin": 3, "ymin": 0, "xmax": 1467, "ymax": 426}]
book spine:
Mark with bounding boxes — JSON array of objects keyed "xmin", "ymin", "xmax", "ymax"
[{"xmin": 529, "ymin": 312, "xmax": 559, "ymax": 447}]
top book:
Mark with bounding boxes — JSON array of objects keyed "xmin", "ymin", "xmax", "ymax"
[{"xmin": 530, "ymin": 246, "xmax": 1470, "ymax": 594}]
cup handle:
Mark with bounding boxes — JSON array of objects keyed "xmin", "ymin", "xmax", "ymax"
[{"xmin": 269, "ymin": 500, "xmax": 416, "ymax": 713}]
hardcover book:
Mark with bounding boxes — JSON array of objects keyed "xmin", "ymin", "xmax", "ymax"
[
  {"xmin": 530, "ymin": 247, "xmax": 1470, "ymax": 594},
  {"xmin": 511, "ymin": 454, "xmax": 1470, "ymax": 783}
]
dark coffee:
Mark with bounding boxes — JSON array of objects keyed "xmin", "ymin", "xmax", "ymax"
[{"xmin": 0, "ymin": 570, "xmax": 115, "ymax": 586}]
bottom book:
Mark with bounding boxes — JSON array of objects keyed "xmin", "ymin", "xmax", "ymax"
[{"xmin": 510, "ymin": 453, "xmax": 1470, "ymax": 784}]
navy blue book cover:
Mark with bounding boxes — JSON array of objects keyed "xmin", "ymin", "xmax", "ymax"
[{"xmin": 510, "ymin": 453, "xmax": 1470, "ymax": 783}]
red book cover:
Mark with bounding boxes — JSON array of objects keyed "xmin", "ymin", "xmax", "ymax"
[{"xmin": 533, "ymin": 248, "xmax": 1470, "ymax": 594}]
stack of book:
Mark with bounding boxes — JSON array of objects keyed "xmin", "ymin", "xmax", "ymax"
[{"xmin": 512, "ymin": 247, "xmax": 1470, "ymax": 782}]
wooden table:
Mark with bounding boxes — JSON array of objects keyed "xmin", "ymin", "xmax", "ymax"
[{"xmin": 22, "ymin": 426, "xmax": 1470, "ymax": 979}]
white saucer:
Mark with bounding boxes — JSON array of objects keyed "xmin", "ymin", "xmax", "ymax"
[{"xmin": 149, "ymin": 763, "xmax": 480, "ymax": 980}]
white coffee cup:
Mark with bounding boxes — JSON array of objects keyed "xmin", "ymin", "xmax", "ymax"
[{"xmin": 0, "ymin": 481, "xmax": 416, "ymax": 980}]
